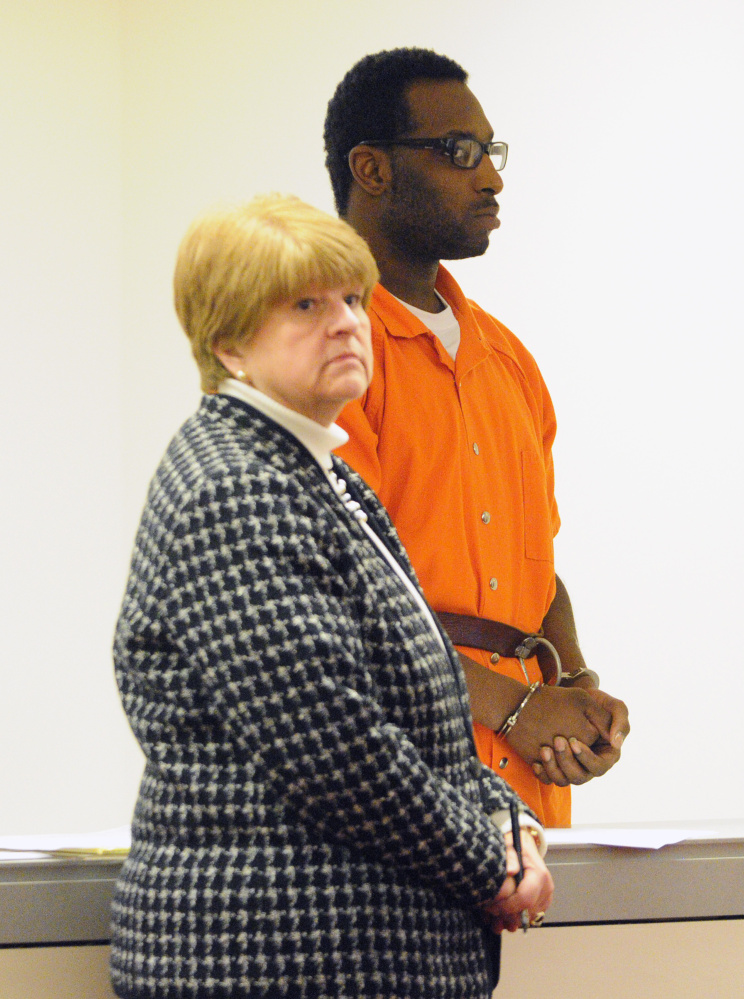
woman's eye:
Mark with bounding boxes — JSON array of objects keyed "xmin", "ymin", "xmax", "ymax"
[
  {"xmin": 296, "ymin": 298, "xmax": 314, "ymax": 311},
  {"xmin": 345, "ymin": 293, "xmax": 361, "ymax": 306}
]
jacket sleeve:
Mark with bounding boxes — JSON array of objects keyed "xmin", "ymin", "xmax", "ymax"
[{"xmin": 118, "ymin": 472, "xmax": 513, "ymax": 911}]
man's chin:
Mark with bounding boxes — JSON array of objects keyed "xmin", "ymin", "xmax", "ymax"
[{"xmin": 441, "ymin": 237, "xmax": 491, "ymax": 261}]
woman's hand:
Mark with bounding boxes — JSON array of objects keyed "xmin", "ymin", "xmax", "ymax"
[{"xmin": 481, "ymin": 829, "xmax": 554, "ymax": 933}]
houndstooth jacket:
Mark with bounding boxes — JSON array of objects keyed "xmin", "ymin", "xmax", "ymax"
[{"xmin": 110, "ymin": 393, "xmax": 522, "ymax": 999}]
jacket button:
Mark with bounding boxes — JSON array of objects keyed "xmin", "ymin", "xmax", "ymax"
[
  {"xmin": 499, "ymin": 757, "xmax": 509, "ymax": 769},
  {"xmin": 490, "ymin": 652, "xmax": 500, "ymax": 664},
  {"xmin": 481, "ymin": 511, "xmax": 491, "ymax": 524},
  {"xmin": 489, "ymin": 577, "xmax": 498, "ymax": 590},
  {"xmin": 473, "ymin": 442, "xmax": 480, "ymax": 455}
]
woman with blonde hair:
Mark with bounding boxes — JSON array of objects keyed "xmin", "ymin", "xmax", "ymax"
[{"xmin": 110, "ymin": 194, "xmax": 552, "ymax": 999}]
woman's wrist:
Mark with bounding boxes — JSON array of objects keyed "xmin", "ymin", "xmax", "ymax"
[{"xmin": 489, "ymin": 808, "xmax": 547, "ymax": 857}]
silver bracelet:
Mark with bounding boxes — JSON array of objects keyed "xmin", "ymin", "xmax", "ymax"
[
  {"xmin": 558, "ymin": 667, "xmax": 600, "ymax": 687},
  {"xmin": 497, "ymin": 681, "xmax": 541, "ymax": 738}
]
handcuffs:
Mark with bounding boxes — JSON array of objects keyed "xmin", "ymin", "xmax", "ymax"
[{"xmin": 497, "ymin": 635, "xmax": 599, "ymax": 738}]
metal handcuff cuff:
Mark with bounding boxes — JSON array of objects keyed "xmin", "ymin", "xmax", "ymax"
[
  {"xmin": 496, "ymin": 635, "xmax": 599, "ymax": 739},
  {"xmin": 498, "ymin": 636, "xmax": 561, "ymax": 739}
]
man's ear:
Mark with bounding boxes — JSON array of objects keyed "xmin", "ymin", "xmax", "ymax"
[{"xmin": 348, "ymin": 145, "xmax": 393, "ymax": 197}]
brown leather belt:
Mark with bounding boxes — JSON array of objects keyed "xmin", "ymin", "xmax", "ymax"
[{"xmin": 436, "ymin": 611, "xmax": 562, "ymax": 685}]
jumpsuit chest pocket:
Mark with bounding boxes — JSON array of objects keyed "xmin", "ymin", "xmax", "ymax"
[{"xmin": 521, "ymin": 449, "xmax": 555, "ymax": 563}]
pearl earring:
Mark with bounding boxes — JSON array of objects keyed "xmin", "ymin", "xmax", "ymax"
[{"xmin": 236, "ymin": 370, "xmax": 246, "ymax": 381}]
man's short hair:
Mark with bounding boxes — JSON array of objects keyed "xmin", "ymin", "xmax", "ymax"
[
  {"xmin": 324, "ymin": 48, "xmax": 468, "ymax": 216},
  {"xmin": 174, "ymin": 194, "xmax": 379, "ymax": 392}
]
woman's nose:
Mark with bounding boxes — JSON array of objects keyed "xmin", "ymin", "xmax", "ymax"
[{"xmin": 329, "ymin": 300, "xmax": 361, "ymax": 332}]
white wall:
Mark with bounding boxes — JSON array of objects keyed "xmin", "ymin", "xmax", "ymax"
[
  {"xmin": 2, "ymin": 0, "xmax": 742, "ymax": 833},
  {"xmin": 0, "ymin": 1, "xmax": 143, "ymax": 833},
  {"xmin": 456, "ymin": 0, "xmax": 744, "ymax": 825}
]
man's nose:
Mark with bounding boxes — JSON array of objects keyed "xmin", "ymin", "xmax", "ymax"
[{"xmin": 475, "ymin": 154, "xmax": 504, "ymax": 194}]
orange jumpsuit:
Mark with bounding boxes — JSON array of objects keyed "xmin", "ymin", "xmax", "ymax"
[{"xmin": 337, "ymin": 266, "xmax": 571, "ymax": 826}]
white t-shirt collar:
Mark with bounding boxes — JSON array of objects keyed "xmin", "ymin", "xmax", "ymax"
[{"xmin": 395, "ymin": 291, "xmax": 461, "ymax": 360}]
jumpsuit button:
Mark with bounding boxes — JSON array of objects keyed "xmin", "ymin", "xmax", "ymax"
[
  {"xmin": 481, "ymin": 511, "xmax": 491, "ymax": 524},
  {"xmin": 473, "ymin": 442, "xmax": 480, "ymax": 455},
  {"xmin": 489, "ymin": 577, "xmax": 498, "ymax": 591},
  {"xmin": 490, "ymin": 652, "xmax": 500, "ymax": 664},
  {"xmin": 498, "ymin": 757, "xmax": 509, "ymax": 769}
]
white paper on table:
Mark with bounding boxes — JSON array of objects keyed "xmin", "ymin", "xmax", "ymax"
[
  {"xmin": 0, "ymin": 826, "xmax": 131, "ymax": 858},
  {"xmin": 545, "ymin": 821, "xmax": 742, "ymax": 850}
]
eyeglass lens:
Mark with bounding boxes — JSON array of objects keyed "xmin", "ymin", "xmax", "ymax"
[{"xmin": 451, "ymin": 139, "xmax": 506, "ymax": 170}]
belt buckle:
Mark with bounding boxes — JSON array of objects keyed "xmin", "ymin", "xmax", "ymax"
[{"xmin": 514, "ymin": 634, "xmax": 563, "ymax": 686}]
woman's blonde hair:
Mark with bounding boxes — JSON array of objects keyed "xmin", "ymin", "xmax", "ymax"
[{"xmin": 174, "ymin": 194, "xmax": 380, "ymax": 391}]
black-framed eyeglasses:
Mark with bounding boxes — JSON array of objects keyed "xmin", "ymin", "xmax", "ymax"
[{"xmin": 358, "ymin": 136, "xmax": 508, "ymax": 171}]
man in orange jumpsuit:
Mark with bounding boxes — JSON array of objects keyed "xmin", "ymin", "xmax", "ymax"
[{"xmin": 324, "ymin": 48, "xmax": 629, "ymax": 825}]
